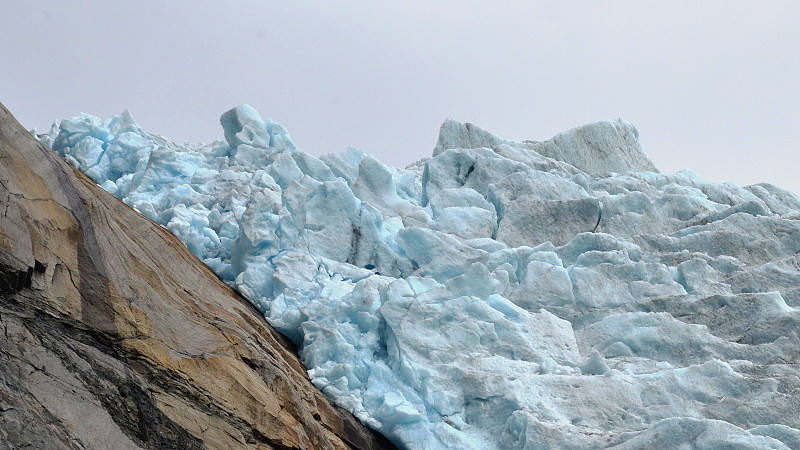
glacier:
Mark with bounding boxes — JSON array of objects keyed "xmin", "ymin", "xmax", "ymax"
[{"xmin": 39, "ymin": 105, "xmax": 800, "ymax": 449}]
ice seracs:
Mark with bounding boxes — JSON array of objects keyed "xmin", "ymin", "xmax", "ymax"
[{"xmin": 42, "ymin": 105, "xmax": 800, "ymax": 449}]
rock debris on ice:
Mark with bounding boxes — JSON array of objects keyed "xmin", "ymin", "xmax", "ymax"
[{"xmin": 40, "ymin": 105, "xmax": 800, "ymax": 449}]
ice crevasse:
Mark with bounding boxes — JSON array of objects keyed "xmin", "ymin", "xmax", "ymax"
[{"xmin": 39, "ymin": 105, "xmax": 800, "ymax": 449}]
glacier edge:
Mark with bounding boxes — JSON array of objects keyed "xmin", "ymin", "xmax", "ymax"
[{"xmin": 40, "ymin": 106, "xmax": 800, "ymax": 450}]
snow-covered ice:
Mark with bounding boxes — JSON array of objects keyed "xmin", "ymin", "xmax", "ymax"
[{"xmin": 40, "ymin": 105, "xmax": 800, "ymax": 449}]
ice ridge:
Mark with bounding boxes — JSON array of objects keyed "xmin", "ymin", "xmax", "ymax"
[{"xmin": 40, "ymin": 106, "xmax": 800, "ymax": 449}]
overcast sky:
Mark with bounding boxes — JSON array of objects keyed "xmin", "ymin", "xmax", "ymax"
[{"xmin": 3, "ymin": 1, "xmax": 799, "ymax": 194}]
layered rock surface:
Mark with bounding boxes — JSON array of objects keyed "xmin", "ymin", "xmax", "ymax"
[
  {"xmin": 0, "ymin": 101, "xmax": 394, "ymax": 449},
  {"xmin": 38, "ymin": 103, "xmax": 800, "ymax": 449}
]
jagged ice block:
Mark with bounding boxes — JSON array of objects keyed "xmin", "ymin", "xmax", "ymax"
[{"xmin": 39, "ymin": 105, "xmax": 800, "ymax": 449}]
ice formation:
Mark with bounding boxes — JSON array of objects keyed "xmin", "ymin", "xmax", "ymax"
[{"xmin": 40, "ymin": 106, "xmax": 800, "ymax": 449}]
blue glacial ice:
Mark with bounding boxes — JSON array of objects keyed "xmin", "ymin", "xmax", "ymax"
[{"xmin": 40, "ymin": 105, "xmax": 800, "ymax": 449}]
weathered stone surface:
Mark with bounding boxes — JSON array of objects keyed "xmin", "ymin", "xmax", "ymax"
[{"xmin": 0, "ymin": 101, "xmax": 394, "ymax": 449}]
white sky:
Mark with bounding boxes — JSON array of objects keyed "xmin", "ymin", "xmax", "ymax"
[{"xmin": 3, "ymin": 1, "xmax": 799, "ymax": 194}]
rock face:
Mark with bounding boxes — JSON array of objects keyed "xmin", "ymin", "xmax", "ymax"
[{"xmin": 0, "ymin": 102, "xmax": 393, "ymax": 449}]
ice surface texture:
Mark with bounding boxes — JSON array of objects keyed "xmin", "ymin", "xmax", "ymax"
[{"xmin": 41, "ymin": 106, "xmax": 800, "ymax": 449}]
